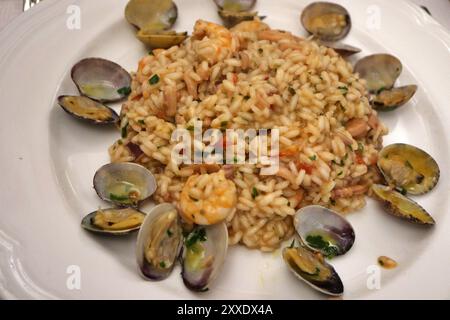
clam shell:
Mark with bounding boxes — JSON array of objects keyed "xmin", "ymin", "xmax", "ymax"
[
  {"xmin": 371, "ymin": 184, "xmax": 435, "ymax": 225},
  {"xmin": 58, "ymin": 95, "xmax": 119, "ymax": 125},
  {"xmin": 294, "ymin": 205, "xmax": 355, "ymax": 257},
  {"xmin": 136, "ymin": 30, "xmax": 187, "ymax": 49},
  {"xmin": 125, "ymin": 0, "xmax": 178, "ymax": 31},
  {"xmin": 317, "ymin": 40, "xmax": 361, "ymax": 57},
  {"xmin": 71, "ymin": 58, "xmax": 131, "ymax": 103},
  {"xmin": 301, "ymin": 2, "xmax": 351, "ymax": 41},
  {"xmin": 283, "ymin": 245, "xmax": 344, "ymax": 296},
  {"xmin": 93, "ymin": 162, "xmax": 157, "ymax": 207},
  {"xmin": 214, "ymin": 0, "xmax": 256, "ymax": 12},
  {"xmin": 181, "ymin": 222, "xmax": 228, "ymax": 291},
  {"xmin": 81, "ymin": 208, "xmax": 146, "ymax": 235},
  {"xmin": 218, "ymin": 10, "xmax": 260, "ymax": 28},
  {"xmin": 372, "ymin": 85, "xmax": 417, "ymax": 111},
  {"xmin": 378, "ymin": 144, "xmax": 440, "ymax": 195},
  {"xmin": 136, "ymin": 203, "xmax": 183, "ymax": 280},
  {"xmin": 354, "ymin": 54, "xmax": 402, "ymax": 93}
]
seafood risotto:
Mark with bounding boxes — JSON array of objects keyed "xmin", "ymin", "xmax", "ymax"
[{"xmin": 108, "ymin": 19, "xmax": 388, "ymax": 252}]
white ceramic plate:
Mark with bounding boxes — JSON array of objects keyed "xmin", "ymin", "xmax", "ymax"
[{"xmin": 0, "ymin": 0, "xmax": 449, "ymax": 299}]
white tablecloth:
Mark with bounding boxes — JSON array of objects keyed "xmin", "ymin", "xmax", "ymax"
[{"xmin": 1, "ymin": 0, "xmax": 449, "ymax": 31}]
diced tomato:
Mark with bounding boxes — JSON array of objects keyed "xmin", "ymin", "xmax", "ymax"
[
  {"xmin": 295, "ymin": 161, "xmax": 314, "ymax": 175},
  {"xmin": 231, "ymin": 73, "xmax": 238, "ymax": 84},
  {"xmin": 355, "ymin": 153, "xmax": 365, "ymax": 164}
]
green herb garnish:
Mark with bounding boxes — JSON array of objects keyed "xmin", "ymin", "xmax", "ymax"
[
  {"xmin": 357, "ymin": 142, "xmax": 364, "ymax": 153},
  {"xmin": 121, "ymin": 121, "xmax": 129, "ymax": 138},
  {"xmin": 187, "ymin": 125, "xmax": 195, "ymax": 131},
  {"xmin": 138, "ymin": 119, "xmax": 145, "ymax": 125},
  {"xmin": 109, "ymin": 193, "xmax": 129, "ymax": 202},
  {"xmin": 185, "ymin": 228, "xmax": 207, "ymax": 248},
  {"xmin": 149, "ymin": 74, "xmax": 160, "ymax": 85},
  {"xmin": 305, "ymin": 234, "xmax": 339, "ymax": 258},
  {"xmin": 400, "ymin": 187, "xmax": 407, "ymax": 195},
  {"xmin": 309, "ymin": 155, "xmax": 317, "ymax": 161},
  {"xmin": 251, "ymin": 187, "xmax": 259, "ymax": 199},
  {"xmin": 376, "ymin": 87, "xmax": 386, "ymax": 95},
  {"xmin": 117, "ymin": 86, "xmax": 131, "ymax": 96},
  {"xmin": 338, "ymin": 86, "xmax": 348, "ymax": 94},
  {"xmin": 159, "ymin": 261, "xmax": 166, "ymax": 268},
  {"xmin": 167, "ymin": 229, "xmax": 173, "ymax": 237}
]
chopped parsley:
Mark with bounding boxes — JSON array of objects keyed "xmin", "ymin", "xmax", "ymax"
[
  {"xmin": 309, "ymin": 155, "xmax": 317, "ymax": 161},
  {"xmin": 357, "ymin": 142, "xmax": 364, "ymax": 153},
  {"xmin": 233, "ymin": 156, "xmax": 239, "ymax": 163},
  {"xmin": 338, "ymin": 86, "xmax": 348, "ymax": 95},
  {"xmin": 185, "ymin": 228, "xmax": 207, "ymax": 248},
  {"xmin": 138, "ymin": 119, "xmax": 146, "ymax": 126},
  {"xmin": 109, "ymin": 193, "xmax": 129, "ymax": 202},
  {"xmin": 305, "ymin": 234, "xmax": 339, "ymax": 258},
  {"xmin": 251, "ymin": 187, "xmax": 259, "ymax": 199},
  {"xmin": 159, "ymin": 261, "xmax": 166, "ymax": 268},
  {"xmin": 149, "ymin": 74, "xmax": 160, "ymax": 85},
  {"xmin": 117, "ymin": 86, "xmax": 131, "ymax": 96},
  {"xmin": 121, "ymin": 120, "xmax": 129, "ymax": 138},
  {"xmin": 187, "ymin": 125, "xmax": 195, "ymax": 131},
  {"xmin": 167, "ymin": 229, "xmax": 173, "ymax": 237},
  {"xmin": 376, "ymin": 86, "xmax": 386, "ymax": 95},
  {"xmin": 400, "ymin": 187, "xmax": 408, "ymax": 195}
]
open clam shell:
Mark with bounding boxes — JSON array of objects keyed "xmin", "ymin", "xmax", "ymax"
[
  {"xmin": 214, "ymin": 0, "xmax": 256, "ymax": 12},
  {"xmin": 294, "ymin": 205, "xmax": 355, "ymax": 258},
  {"xmin": 371, "ymin": 184, "xmax": 435, "ymax": 225},
  {"xmin": 301, "ymin": 2, "xmax": 351, "ymax": 41},
  {"xmin": 81, "ymin": 208, "xmax": 146, "ymax": 235},
  {"xmin": 218, "ymin": 10, "xmax": 260, "ymax": 27},
  {"xmin": 317, "ymin": 40, "xmax": 361, "ymax": 57},
  {"xmin": 58, "ymin": 95, "xmax": 119, "ymax": 125},
  {"xmin": 181, "ymin": 222, "xmax": 228, "ymax": 292},
  {"xmin": 136, "ymin": 203, "xmax": 183, "ymax": 280},
  {"xmin": 71, "ymin": 58, "xmax": 131, "ymax": 103},
  {"xmin": 354, "ymin": 54, "xmax": 402, "ymax": 93},
  {"xmin": 136, "ymin": 30, "xmax": 188, "ymax": 49},
  {"xmin": 93, "ymin": 162, "xmax": 157, "ymax": 207},
  {"xmin": 283, "ymin": 245, "xmax": 344, "ymax": 296},
  {"xmin": 125, "ymin": 0, "xmax": 178, "ymax": 31},
  {"xmin": 378, "ymin": 144, "xmax": 440, "ymax": 195},
  {"xmin": 372, "ymin": 85, "xmax": 417, "ymax": 111}
]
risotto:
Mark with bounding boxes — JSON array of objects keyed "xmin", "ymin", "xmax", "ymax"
[{"xmin": 109, "ymin": 19, "xmax": 387, "ymax": 252}]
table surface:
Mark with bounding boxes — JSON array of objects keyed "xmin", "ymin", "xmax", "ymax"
[{"xmin": 0, "ymin": 0, "xmax": 449, "ymax": 32}]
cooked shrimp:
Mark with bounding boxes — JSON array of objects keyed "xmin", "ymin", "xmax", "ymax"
[
  {"xmin": 192, "ymin": 20, "xmax": 237, "ymax": 64},
  {"xmin": 180, "ymin": 170, "xmax": 237, "ymax": 225},
  {"xmin": 231, "ymin": 19, "xmax": 270, "ymax": 33}
]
